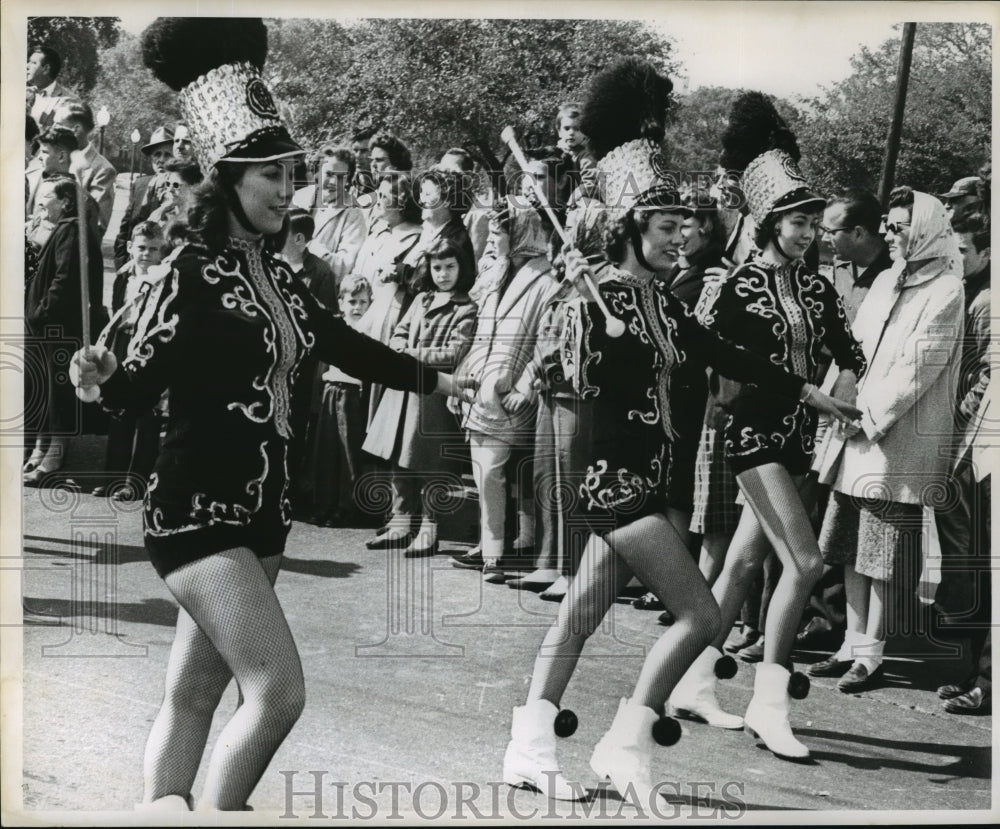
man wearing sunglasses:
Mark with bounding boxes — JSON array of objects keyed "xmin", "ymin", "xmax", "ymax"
[{"xmin": 821, "ymin": 189, "xmax": 893, "ymax": 324}]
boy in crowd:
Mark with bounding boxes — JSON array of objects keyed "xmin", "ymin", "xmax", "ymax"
[
  {"xmin": 300, "ymin": 274, "xmax": 374, "ymax": 526},
  {"xmin": 282, "ymin": 209, "xmax": 338, "ymax": 307},
  {"xmin": 93, "ymin": 221, "xmax": 167, "ymax": 500}
]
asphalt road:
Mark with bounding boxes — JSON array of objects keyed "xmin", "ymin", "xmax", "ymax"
[{"xmin": 9, "ymin": 463, "xmax": 993, "ymax": 823}]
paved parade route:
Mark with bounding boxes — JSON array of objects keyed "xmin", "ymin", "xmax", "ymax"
[{"xmin": 12, "ymin": 472, "xmax": 993, "ymax": 822}]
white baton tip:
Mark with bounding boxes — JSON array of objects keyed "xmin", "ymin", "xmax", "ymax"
[
  {"xmin": 500, "ymin": 126, "xmax": 516, "ymax": 144},
  {"xmin": 605, "ymin": 318, "xmax": 627, "ymax": 339}
]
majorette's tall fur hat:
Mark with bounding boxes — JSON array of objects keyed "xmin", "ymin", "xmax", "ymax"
[
  {"xmin": 142, "ymin": 17, "xmax": 303, "ymax": 172},
  {"xmin": 721, "ymin": 92, "xmax": 824, "ymax": 225},
  {"xmin": 579, "ymin": 58, "xmax": 679, "ymax": 213}
]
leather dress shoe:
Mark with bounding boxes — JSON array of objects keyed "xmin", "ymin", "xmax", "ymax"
[
  {"xmin": 451, "ymin": 547, "xmax": 483, "ymax": 569},
  {"xmin": 365, "ymin": 531, "xmax": 414, "ymax": 550},
  {"xmin": 837, "ymin": 662, "xmax": 883, "ymax": 693},
  {"xmin": 738, "ymin": 638, "xmax": 765, "ymax": 663},
  {"xmin": 795, "ymin": 617, "xmax": 842, "ymax": 650},
  {"xmin": 937, "ymin": 678, "xmax": 975, "ymax": 700},
  {"xmin": 91, "ymin": 485, "xmax": 109, "ymax": 498},
  {"xmin": 942, "ymin": 685, "xmax": 991, "ymax": 714},
  {"xmin": 482, "ymin": 562, "xmax": 510, "ymax": 584},
  {"xmin": 807, "ymin": 655, "xmax": 853, "ymax": 677},
  {"xmin": 633, "ymin": 592, "xmax": 665, "ymax": 611},
  {"xmin": 656, "ymin": 609, "xmax": 675, "ymax": 626},
  {"xmin": 111, "ymin": 486, "xmax": 138, "ymax": 502}
]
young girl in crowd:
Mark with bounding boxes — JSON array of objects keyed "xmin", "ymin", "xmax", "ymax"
[{"xmin": 363, "ymin": 239, "xmax": 477, "ymax": 557}]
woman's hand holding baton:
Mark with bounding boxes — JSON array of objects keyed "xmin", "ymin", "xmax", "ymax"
[{"xmin": 500, "ymin": 126, "xmax": 625, "ymax": 338}]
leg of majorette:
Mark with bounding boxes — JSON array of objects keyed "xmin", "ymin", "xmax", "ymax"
[
  {"xmin": 736, "ymin": 464, "xmax": 823, "ymax": 760},
  {"xmin": 503, "ymin": 530, "xmax": 629, "ymax": 801},
  {"xmin": 590, "ymin": 513, "xmax": 719, "ymax": 805}
]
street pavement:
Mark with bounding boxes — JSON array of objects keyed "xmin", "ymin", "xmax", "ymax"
[{"xmin": 8, "ymin": 444, "xmax": 994, "ymax": 823}]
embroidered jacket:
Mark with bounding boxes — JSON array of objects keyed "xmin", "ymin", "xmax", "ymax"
[
  {"xmin": 575, "ymin": 266, "xmax": 806, "ymax": 517},
  {"xmin": 99, "ymin": 238, "xmax": 437, "ymax": 545},
  {"xmin": 703, "ymin": 259, "xmax": 866, "ymax": 471}
]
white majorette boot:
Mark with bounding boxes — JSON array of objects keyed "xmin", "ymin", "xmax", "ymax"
[
  {"xmin": 503, "ymin": 699, "xmax": 582, "ymax": 801},
  {"xmin": 743, "ymin": 662, "xmax": 810, "ymax": 760},
  {"xmin": 590, "ymin": 698, "xmax": 671, "ymax": 808},
  {"xmin": 668, "ymin": 646, "xmax": 744, "ymax": 729}
]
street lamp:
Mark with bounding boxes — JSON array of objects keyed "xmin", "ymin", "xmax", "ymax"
[
  {"xmin": 96, "ymin": 106, "xmax": 111, "ymax": 156},
  {"xmin": 130, "ymin": 129, "xmax": 141, "ymax": 186}
]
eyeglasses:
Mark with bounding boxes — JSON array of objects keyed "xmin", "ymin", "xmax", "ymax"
[
  {"xmin": 165, "ymin": 181, "xmax": 184, "ymax": 189},
  {"xmin": 883, "ymin": 221, "xmax": 911, "ymax": 234},
  {"xmin": 820, "ymin": 225, "xmax": 851, "ymax": 235}
]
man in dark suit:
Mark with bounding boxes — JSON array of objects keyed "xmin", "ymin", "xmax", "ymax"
[{"xmin": 113, "ymin": 126, "xmax": 174, "ymax": 269}]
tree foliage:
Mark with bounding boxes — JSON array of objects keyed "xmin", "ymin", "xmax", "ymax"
[
  {"xmin": 28, "ymin": 16, "xmax": 121, "ymax": 93},
  {"xmin": 51, "ymin": 16, "xmax": 990, "ymax": 198},
  {"xmin": 88, "ymin": 33, "xmax": 181, "ymax": 169},
  {"xmin": 796, "ymin": 23, "xmax": 991, "ymax": 196},
  {"xmin": 264, "ymin": 18, "xmax": 679, "ymax": 171}
]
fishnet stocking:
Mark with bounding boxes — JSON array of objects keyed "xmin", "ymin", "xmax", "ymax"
[{"xmin": 147, "ymin": 548, "xmax": 303, "ymax": 811}]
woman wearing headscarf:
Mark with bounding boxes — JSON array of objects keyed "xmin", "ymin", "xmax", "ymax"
[
  {"xmin": 364, "ymin": 167, "xmax": 476, "ymax": 550},
  {"xmin": 813, "ymin": 187, "xmax": 964, "ymax": 693}
]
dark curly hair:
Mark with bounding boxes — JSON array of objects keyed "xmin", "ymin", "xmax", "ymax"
[
  {"xmin": 603, "ymin": 210, "xmax": 653, "ymax": 264},
  {"xmin": 369, "ymin": 132, "xmax": 413, "ymax": 172},
  {"xmin": 47, "ymin": 174, "xmax": 79, "ymax": 219},
  {"xmin": 951, "ymin": 211, "xmax": 990, "ymax": 253},
  {"xmin": 752, "ymin": 204, "xmax": 824, "ymax": 252},
  {"xmin": 416, "ymin": 168, "xmax": 473, "ymax": 219},
  {"xmin": 185, "ymin": 163, "xmax": 288, "ymax": 254},
  {"xmin": 685, "ymin": 210, "xmax": 727, "ymax": 266}
]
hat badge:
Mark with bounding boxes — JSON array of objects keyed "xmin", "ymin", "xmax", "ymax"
[{"xmin": 246, "ymin": 78, "xmax": 279, "ymax": 119}]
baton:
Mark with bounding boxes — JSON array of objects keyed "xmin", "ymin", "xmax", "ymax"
[
  {"xmin": 499, "ymin": 126, "xmax": 625, "ymax": 338},
  {"xmin": 75, "ymin": 173, "xmax": 100, "ymax": 402}
]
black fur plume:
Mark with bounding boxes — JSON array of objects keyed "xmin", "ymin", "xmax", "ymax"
[
  {"xmin": 142, "ymin": 18, "xmax": 268, "ymax": 91},
  {"xmin": 720, "ymin": 91, "xmax": 800, "ymax": 172},
  {"xmin": 579, "ymin": 58, "xmax": 673, "ymax": 161}
]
